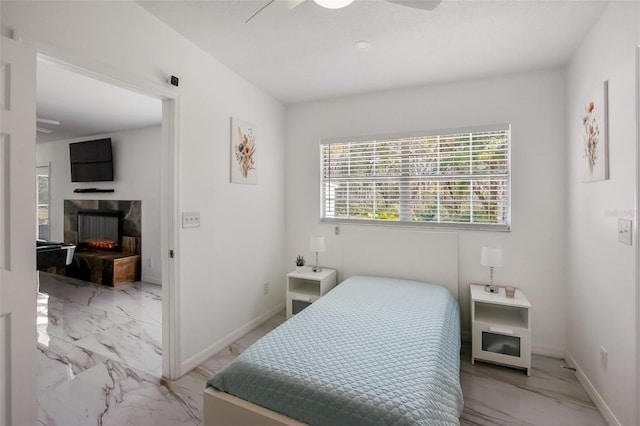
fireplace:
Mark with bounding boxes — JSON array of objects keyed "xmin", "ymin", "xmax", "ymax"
[
  {"xmin": 62, "ymin": 202, "xmax": 141, "ymax": 286},
  {"xmin": 77, "ymin": 209, "xmax": 123, "ymax": 252}
]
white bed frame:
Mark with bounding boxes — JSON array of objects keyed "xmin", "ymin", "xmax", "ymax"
[{"xmin": 203, "ymin": 229, "xmax": 459, "ymax": 426}]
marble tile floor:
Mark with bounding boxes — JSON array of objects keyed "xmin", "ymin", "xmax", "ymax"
[
  {"xmin": 36, "ymin": 272, "xmax": 202, "ymax": 426},
  {"xmin": 37, "ymin": 272, "xmax": 606, "ymax": 426},
  {"xmin": 458, "ymin": 349, "xmax": 607, "ymax": 425}
]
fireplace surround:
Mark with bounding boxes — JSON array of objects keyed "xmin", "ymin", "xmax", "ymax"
[
  {"xmin": 64, "ymin": 199, "xmax": 141, "ymax": 254},
  {"xmin": 62, "ymin": 200, "xmax": 142, "ymax": 286}
]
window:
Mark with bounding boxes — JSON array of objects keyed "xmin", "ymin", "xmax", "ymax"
[
  {"xmin": 320, "ymin": 125, "xmax": 510, "ymax": 230},
  {"xmin": 36, "ymin": 164, "xmax": 50, "ymax": 240}
]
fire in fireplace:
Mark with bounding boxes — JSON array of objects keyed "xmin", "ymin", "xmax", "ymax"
[{"xmin": 77, "ymin": 210, "xmax": 123, "ymax": 252}]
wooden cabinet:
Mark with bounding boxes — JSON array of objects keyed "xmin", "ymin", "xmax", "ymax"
[
  {"xmin": 113, "ymin": 255, "xmax": 139, "ymax": 285},
  {"xmin": 66, "ymin": 251, "xmax": 140, "ymax": 287}
]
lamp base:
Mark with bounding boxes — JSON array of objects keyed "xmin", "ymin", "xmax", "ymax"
[
  {"xmin": 312, "ymin": 266, "xmax": 323, "ymax": 272},
  {"xmin": 484, "ymin": 284, "xmax": 499, "ymax": 293}
]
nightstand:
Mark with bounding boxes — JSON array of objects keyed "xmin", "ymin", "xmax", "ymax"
[
  {"xmin": 470, "ymin": 284, "xmax": 532, "ymax": 375},
  {"xmin": 286, "ymin": 268, "xmax": 336, "ymax": 319}
]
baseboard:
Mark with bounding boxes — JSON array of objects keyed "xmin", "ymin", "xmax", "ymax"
[
  {"xmin": 531, "ymin": 345, "xmax": 565, "ymax": 359},
  {"xmin": 565, "ymin": 350, "xmax": 621, "ymax": 426},
  {"xmin": 181, "ymin": 302, "xmax": 285, "ymax": 374},
  {"xmin": 141, "ymin": 274, "xmax": 161, "ymax": 285}
]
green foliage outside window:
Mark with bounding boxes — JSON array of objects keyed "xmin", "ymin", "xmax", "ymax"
[
  {"xmin": 37, "ymin": 175, "xmax": 49, "ymax": 225},
  {"xmin": 321, "ymin": 128, "xmax": 510, "ymax": 228}
]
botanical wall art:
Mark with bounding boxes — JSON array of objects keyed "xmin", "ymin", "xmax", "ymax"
[
  {"xmin": 582, "ymin": 81, "xmax": 609, "ymax": 182},
  {"xmin": 230, "ymin": 117, "xmax": 257, "ymax": 184}
]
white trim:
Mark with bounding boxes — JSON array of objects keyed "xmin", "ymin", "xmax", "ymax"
[
  {"xmin": 16, "ymin": 29, "xmax": 177, "ymax": 101},
  {"xmin": 565, "ymin": 350, "xmax": 621, "ymax": 426},
  {"xmin": 141, "ymin": 274, "xmax": 162, "ymax": 286},
  {"xmin": 531, "ymin": 345, "xmax": 564, "ymax": 359},
  {"xmin": 162, "ymin": 96, "xmax": 180, "ymax": 379},
  {"xmin": 320, "ymin": 217, "xmax": 510, "ymax": 232},
  {"xmin": 181, "ymin": 303, "xmax": 285, "ymax": 374},
  {"xmin": 635, "ymin": 43, "xmax": 640, "ymax": 426}
]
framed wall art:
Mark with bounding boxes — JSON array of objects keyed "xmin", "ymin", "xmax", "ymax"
[
  {"xmin": 230, "ymin": 117, "xmax": 257, "ymax": 185},
  {"xmin": 582, "ymin": 81, "xmax": 609, "ymax": 182}
]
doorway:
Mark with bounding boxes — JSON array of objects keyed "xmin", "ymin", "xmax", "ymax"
[{"xmin": 33, "ymin": 53, "xmax": 178, "ymax": 383}]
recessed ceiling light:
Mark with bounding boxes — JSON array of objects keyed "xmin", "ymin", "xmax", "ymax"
[
  {"xmin": 354, "ymin": 40, "xmax": 371, "ymax": 50},
  {"xmin": 313, "ymin": 0, "xmax": 354, "ymax": 9}
]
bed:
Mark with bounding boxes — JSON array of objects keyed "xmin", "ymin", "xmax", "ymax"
[{"xmin": 204, "ymin": 229, "xmax": 462, "ymax": 426}]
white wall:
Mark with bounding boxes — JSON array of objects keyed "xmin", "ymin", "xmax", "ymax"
[
  {"xmin": 565, "ymin": 2, "xmax": 639, "ymax": 425},
  {"xmin": 9, "ymin": 2, "xmax": 637, "ymax": 423},
  {"xmin": 36, "ymin": 126, "xmax": 163, "ymax": 284},
  {"xmin": 286, "ymin": 68, "xmax": 567, "ymax": 356},
  {"xmin": 2, "ymin": 1, "xmax": 286, "ymax": 374}
]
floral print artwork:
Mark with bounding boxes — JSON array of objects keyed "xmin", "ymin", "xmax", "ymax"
[
  {"xmin": 582, "ymin": 100, "xmax": 599, "ymax": 175},
  {"xmin": 581, "ymin": 82, "xmax": 608, "ymax": 182},
  {"xmin": 230, "ymin": 118, "xmax": 257, "ymax": 184},
  {"xmin": 235, "ymin": 126, "xmax": 256, "ymax": 178}
]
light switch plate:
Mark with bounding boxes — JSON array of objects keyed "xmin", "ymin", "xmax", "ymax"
[
  {"xmin": 182, "ymin": 211, "xmax": 200, "ymax": 228},
  {"xmin": 618, "ymin": 218, "xmax": 632, "ymax": 245}
]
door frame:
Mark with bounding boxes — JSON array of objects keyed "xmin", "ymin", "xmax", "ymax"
[
  {"xmin": 1, "ymin": 32, "xmax": 38, "ymax": 426},
  {"xmin": 636, "ymin": 43, "xmax": 640, "ymax": 426},
  {"xmin": 24, "ymin": 35, "xmax": 181, "ymax": 379}
]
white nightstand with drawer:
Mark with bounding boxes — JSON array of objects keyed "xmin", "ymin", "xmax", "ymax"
[
  {"xmin": 470, "ymin": 284, "xmax": 532, "ymax": 375},
  {"xmin": 286, "ymin": 268, "xmax": 337, "ymax": 319}
]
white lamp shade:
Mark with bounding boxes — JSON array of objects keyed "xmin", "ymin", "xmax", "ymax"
[
  {"xmin": 310, "ymin": 236, "xmax": 325, "ymax": 253},
  {"xmin": 480, "ymin": 246, "xmax": 503, "ymax": 267},
  {"xmin": 313, "ymin": 0, "xmax": 354, "ymax": 9}
]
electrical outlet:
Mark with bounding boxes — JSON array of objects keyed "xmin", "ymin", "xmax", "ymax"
[
  {"xmin": 600, "ymin": 346, "xmax": 608, "ymax": 371},
  {"xmin": 182, "ymin": 211, "xmax": 200, "ymax": 228},
  {"xmin": 263, "ymin": 282, "xmax": 269, "ymax": 295},
  {"xmin": 618, "ymin": 218, "xmax": 632, "ymax": 245},
  {"xmin": 147, "ymin": 258, "xmax": 152, "ymax": 268}
]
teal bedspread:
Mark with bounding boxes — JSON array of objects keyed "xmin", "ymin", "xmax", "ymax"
[{"xmin": 207, "ymin": 276, "xmax": 463, "ymax": 425}]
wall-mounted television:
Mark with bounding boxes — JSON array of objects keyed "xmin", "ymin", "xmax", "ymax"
[{"xmin": 69, "ymin": 138, "xmax": 114, "ymax": 182}]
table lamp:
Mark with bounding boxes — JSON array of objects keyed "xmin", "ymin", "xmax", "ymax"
[
  {"xmin": 309, "ymin": 236, "xmax": 325, "ymax": 272},
  {"xmin": 480, "ymin": 245, "xmax": 503, "ymax": 293}
]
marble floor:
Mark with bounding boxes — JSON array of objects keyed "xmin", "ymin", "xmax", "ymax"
[
  {"xmin": 37, "ymin": 272, "xmax": 206, "ymax": 426},
  {"xmin": 37, "ymin": 272, "xmax": 606, "ymax": 426},
  {"xmin": 458, "ymin": 349, "xmax": 606, "ymax": 425}
]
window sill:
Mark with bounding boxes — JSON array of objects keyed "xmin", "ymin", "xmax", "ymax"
[{"xmin": 320, "ymin": 218, "xmax": 511, "ymax": 232}]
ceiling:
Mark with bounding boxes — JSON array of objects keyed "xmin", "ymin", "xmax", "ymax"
[
  {"xmin": 36, "ymin": 57, "xmax": 162, "ymax": 143},
  {"xmin": 36, "ymin": 0, "xmax": 608, "ymax": 141},
  {"xmin": 138, "ymin": 0, "xmax": 609, "ymax": 105}
]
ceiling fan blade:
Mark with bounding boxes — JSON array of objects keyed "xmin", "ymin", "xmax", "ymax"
[
  {"xmin": 386, "ymin": 0, "xmax": 443, "ymax": 11},
  {"xmin": 36, "ymin": 118, "xmax": 60, "ymax": 126},
  {"xmin": 246, "ymin": 0, "xmax": 305, "ymax": 24},
  {"xmin": 36, "ymin": 127, "xmax": 53, "ymax": 134}
]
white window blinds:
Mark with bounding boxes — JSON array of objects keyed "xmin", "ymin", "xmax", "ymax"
[{"xmin": 320, "ymin": 126, "xmax": 510, "ymax": 229}]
